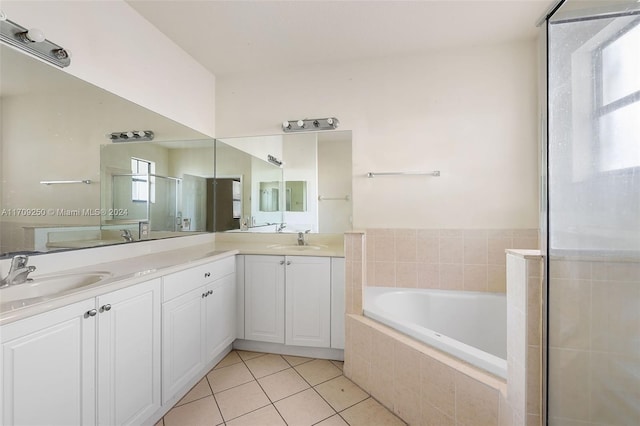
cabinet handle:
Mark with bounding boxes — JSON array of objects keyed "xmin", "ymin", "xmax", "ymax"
[
  {"xmin": 286, "ymin": 261, "xmax": 291, "ymax": 265},
  {"xmin": 99, "ymin": 304, "xmax": 112, "ymax": 313},
  {"xmin": 85, "ymin": 309, "xmax": 97, "ymax": 318},
  {"xmin": 204, "ymin": 272, "xmax": 211, "ymax": 278},
  {"xmin": 279, "ymin": 260, "xmax": 285, "ymax": 265}
]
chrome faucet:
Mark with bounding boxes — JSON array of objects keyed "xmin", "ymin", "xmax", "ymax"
[
  {"xmin": 297, "ymin": 230, "xmax": 311, "ymax": 246},
  {"xmin": 0, "ymin": 255, "xmax": 36, "ymax": 288},
  {"xmin": 276, "ymin": 223, "xmax": 287, "ymax": 233},
  {"xmin": 121, "ymin": 229, "xmax": 134, "ymax": 242}
]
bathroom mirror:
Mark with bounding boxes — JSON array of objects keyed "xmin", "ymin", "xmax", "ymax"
[
  {"xmin": 216, "ymin": 130, "xmax": 352, "ymax": 233},
  {"xmin": 0, "ymin": 44, "xmax": 214, "ymax": 255}
]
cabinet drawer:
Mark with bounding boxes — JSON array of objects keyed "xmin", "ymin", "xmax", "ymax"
[{"xmin": 163, "ymin": 256, "xmax": 235, "ymax": 301}]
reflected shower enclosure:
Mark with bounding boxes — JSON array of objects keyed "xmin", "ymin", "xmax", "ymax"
[{"xmin": 111, "ymin": 173, "xmax": 181, "ymax": 232}]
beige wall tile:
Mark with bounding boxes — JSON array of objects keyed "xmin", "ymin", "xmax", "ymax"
[
  {"xmin": 464, "ymin": 237, "xmax": 488, "ymax": 265},
  {"xmin": 527, "ymin": 414, "xmax": 541, "ymax": 426},
  {"xmin": 417, "ymin": 263, "xmax": 440, "ymax": 289},
  {"xmin": 350, "ymin": 354, "xmax": 371, "ymax": 393},
  {"xmin": 396, "ymin": 262, "xmax": 417, "ymax": 288},
  {"xmin": 440, "ymin": 264, "xmax": 464, "ymax": 290},
  {"xmin": 393, "ymin": 342, "xmax": 421, "ymax": 425},
  {"xmin": 549, "ymin": 260, "xmax": 592, "ymax": 280},
  {"xmin": 417, "ymin": 235, "xmax": 439, "ymax": 264},
  {"xmin": 421, "ymin": 402, "xmax": 455, "ymax": 426},
  {"xmin": 366, "ymin": 233, "xmax": 376, "ymax": 264},
  {"xmin": 513, "ymin": 229, "xmax": 538, "ymax": 239},
  {"xmin": 420, "ymin": 355, "xmax": 455, "ymax": 418},
  {"xmin": 513, "ymin": 238, "xmax": 538, "ymax": 250},
  {"xmin": 439, "ymin": 237, "xmax": 463, "ymax": 264},
  {"xmin": 455, "ymin": 372, "xmax": 499, "ymax": 426},
  {"xmin": 464, "ymin": 264, "xmax": 488, "ymax": 291},
  {"xmin": 547, "ymin": 348, "xmax": 590, "ymax": 422},
  {"xmin": 499, "ymin": 390, "xmax": 514, "ymax": 426},
  {"xmin": 590, "ymin": 280, "xmax": 640, "ymax": 355},
  {"xmin": 527, "ymin": 276, "xmax": 541, "ymax": 347},
  {"xmin": 488, "ymin": 265, "xmax": 507, "ymax": 293},
  {"xmin": 527, "ymin": 346, "xmax": 541, "ymax": 417},
  {"xmin": 489, "ymin": 229, "xmax": 514, "ymax": 239},
  {"xmin": 592, "ymin": 261, "xmax": 640, "ymax": 282},
  {"xmin": 439, "ymin": 229, "xmax": 463, "ymax": 237},
  {"xmin": 374, "ymin": 262, "xmax": 396, "ymax": 287},
  {"xmin": 589, "ymin": 352, "xmax": 640, "ymax": 425},
  {"xmin": 463, "ymin": 229, "xmax": 489, "ymax": 239},
  {"xmin": 370, "ymin": 328, "xmax": 395, "ymax": 409},
  {"xmin": 395, "ymin": 234, "xmax": 417, "ymax": 263},
  {"xmin": 375, "ymin": 236, "xmax": 396, "ymax": 262},
  {"xmin": 489, "ymin": 238, "xmax": 513, "ymax": 265},
  {"xmin": 548, "ymin": 279, "xmax": 591, "ymax": 350}
]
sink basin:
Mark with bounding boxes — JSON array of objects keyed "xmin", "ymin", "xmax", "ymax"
[
  {"xmin": 266, "ymin": 244, "xmax": 328, "ymax": 251},
  {"xmin": 0, "ymin": 271, "xmax": 112, "ymax": 303}
]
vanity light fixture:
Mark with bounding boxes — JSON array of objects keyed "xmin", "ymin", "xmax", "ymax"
[
  {"xmin": 0, "ymin": 13, "xmax": 71, "ymax": 68},
  {"xmin": 282, "ymin": 117, "xmax": 340, "ymax": 132},
  {"xmin": 108, "ymin": 130, "xmax": 155, "ymax": 143},
  {"xmin": 267, "ymin": 155, "xmax": 283, "ymax": 167}
]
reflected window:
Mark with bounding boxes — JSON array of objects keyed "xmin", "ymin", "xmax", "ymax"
[
  {"xmin": 131, "ymin": 157, "xmax": 156, "ymax": 202},
  {"xmin": 595, "ymin": 20, "xmax": 640, "ymax": 172}
]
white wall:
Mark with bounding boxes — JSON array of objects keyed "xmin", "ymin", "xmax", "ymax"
[
  {"xmin": 216, "ymin": 40, "xmax": 539, "ymax": 229},
  {"xmin": 2, "ymin": 0, "xmax": 216, "ymax": 137}
]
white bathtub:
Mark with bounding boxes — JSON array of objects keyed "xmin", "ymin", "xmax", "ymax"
[{"xmin": 364, "ymin": 287, "xmax": 507, "ymax": 378}]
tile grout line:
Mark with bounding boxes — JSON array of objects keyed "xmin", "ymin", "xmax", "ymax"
[{"xmin": 239, "ymin": 352, "xmax": 290, "ymax": 425}]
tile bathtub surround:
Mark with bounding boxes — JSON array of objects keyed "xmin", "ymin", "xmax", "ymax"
[
  {"xmin": 156, "ymin": 349, "xmax": 406, "ymax": 426},
  {"xmin": 345, "ymin": 314, "xmax": 509, "ymax": 426},
  {"xmin": 364, "ymin": 228, "xmax": 538, "ymax": 292},
  {"xmin": 506, "ymin": 251, "xmax": 543, "ymax": 426},
  {"xmin": 344, "ymin": 231, "xmax": 366, "ymax": 315}
]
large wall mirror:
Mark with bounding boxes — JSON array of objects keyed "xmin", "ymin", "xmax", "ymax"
[
  {"xmin": 0, "ymin": 44, "xmax": 353, "ymax": 257},
  {"xmin": 216, "ymin": 131, "xmax": 352, "ymax": 234},
  {"xmin": 0, "ymin": 44, "xmax": 213, "ymax": 255}
]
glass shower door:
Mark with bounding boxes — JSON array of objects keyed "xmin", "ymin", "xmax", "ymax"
[{"xmin": 547, "ymin": 1, "xmax": 640, "ymax": 424}]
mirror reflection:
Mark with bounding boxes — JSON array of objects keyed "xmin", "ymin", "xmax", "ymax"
[
  {"xmin": 0, "ymin": 43, "xmax": 353, "ymax": 257},
  {"xmin": 216, "ymin": 131, "xmax": 352, "ymax": 234},
  {"xmin": 0, "ymin": 44, "xmax": 213, "ymax": 255}
]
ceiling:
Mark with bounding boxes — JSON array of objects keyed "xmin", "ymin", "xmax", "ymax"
[{"xmin": 127, "ymin": 0, "xmax": 553, "ymax": 76}]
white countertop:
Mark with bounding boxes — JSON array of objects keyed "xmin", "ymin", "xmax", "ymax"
[{"xmin": 0, "ymin": 233, "xmax": 345, "ymax": 325}]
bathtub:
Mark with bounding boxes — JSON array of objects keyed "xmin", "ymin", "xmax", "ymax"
[{"xmin": 364, "ymin": 287, "xmax": 507, "ymax": 378}]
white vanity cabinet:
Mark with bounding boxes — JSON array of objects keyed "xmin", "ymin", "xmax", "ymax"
[
  {"xmin": 161, "ymin": 256, "xmax": 235, "ymax": 404},
  {"xmin": 0, "ymin": 278, "xmax": 161, "ymax": 426},
  {"xmin": 244, "ymin": 255, "xmax": 343, "ymax": 349}
]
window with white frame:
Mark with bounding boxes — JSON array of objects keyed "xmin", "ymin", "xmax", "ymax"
[
  {"xmin": 131, "ymin": 157, "xmax": 156, "ymax": 202},
  {"xmin": 594, "ymin": 19, "xmax": 640, "ymax": 172}
]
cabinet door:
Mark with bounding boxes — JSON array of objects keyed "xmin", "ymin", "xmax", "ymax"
[
  {"xmin": 285, "ymin": 256, "xmax": 331, "ymax": 348},
  {"xmin": 244, "ymin": 255, "xmax": 285, "ymax": 343},
  {"xmin": 1, "ymin": 299, "xmax": 96, "ymax": 426},
  {"xmin": 205, "ymin": 274, "xmax": 236, "ymax": 361},
  {"xmin": 97, "ymin": 279, "xmax": 161, "ymax": 426},
  {"xmin": 331, "ymin": 258, "xmax": 346, "ymax": 349},
  {"xmin": 162, "ymin": 287, "xmax": 206, "ymax": 404}
]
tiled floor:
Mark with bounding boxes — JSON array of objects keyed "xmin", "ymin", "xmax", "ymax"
[{"xmin": 156, "ymin": 350, "xmax": 406, "ymax": 426}]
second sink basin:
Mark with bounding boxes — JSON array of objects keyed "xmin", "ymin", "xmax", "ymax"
[
  {"xmin": 266, "ymin": 244, "xmax": 328, "ymax": 251},
  {"xmin": 0, "ymin": 271, "xmax": 112, "ymax": 303}
]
